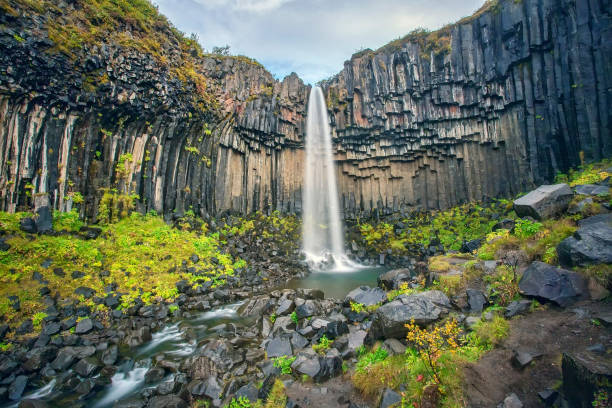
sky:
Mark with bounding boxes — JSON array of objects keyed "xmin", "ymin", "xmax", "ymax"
[{"xmin": 153, "ymin": 0, "xmax": 485, "ymax": 84}]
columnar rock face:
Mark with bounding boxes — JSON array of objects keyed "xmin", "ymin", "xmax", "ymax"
[
  {"xmin": 322, "ymin": 0, "xmax": 612, "ymax": 214},
  {"xmin": 0, "ymin": 0, "xmax": 610, "ymax": 218}
]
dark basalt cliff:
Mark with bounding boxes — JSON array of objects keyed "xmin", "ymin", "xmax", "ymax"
[
  {"xmin": 0, "ymin": 0, "xmax": 610, "ymax": 219},
  {"xmin": 323, "ymin": 0, "xmax": 612, "ymax": 213}
]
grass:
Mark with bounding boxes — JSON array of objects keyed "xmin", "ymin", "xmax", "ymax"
[
  {"xmin": 223, "ymin": 380, "xmax": 286, "ymax": 408},
  {"xmin": 468, "ymin": 315, "xmax": 510, "ymax": 349},
  {"xmin": 0, "ymin": 210, "xmax": 245, "ymax": 333}
]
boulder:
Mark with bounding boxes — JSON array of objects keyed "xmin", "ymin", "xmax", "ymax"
[
  {"xmin": 562, "ymin": 352, "xmax": 612, "ymax": 408},
  {"xmin": 573, "ymin": 184, "xmax": 610, "ymax": 196},
  {"xmin": 265, "ymin": 337, "xmax": 292, "ymax": 358},
  {"xmin": 557, "ymin": 221, "xmax": 612, "ymax": 267},
  {"xmin": 73, "ymin": 357, "xmax": 101, "ymax": 377},
  {"xmin": 498, "ymin": 393, "xmax": 523, "ymax": 408},
  {"xmin": 518, "ymin": 262, "xmax": 586, "ymax": 307},
  {"xmin": 235, "ymin": 383, "xmax": 259, "ymax": 402},
  {"xmin": 74, "ymin": 318, "xmax": 93, "ymax": 334},
  {"xmin": 188, "ymin": 339, "xmax": 243, "ymax": 380},
  {"xmin": 79, "ymin": 226, "xmax": 102, "ymax": 239},
  {"xmin": 379, "ymin": 388, "xmax": 402, "ymax": 408},
  {"xmin": 504, "ymin": 300, "xmax": 531, "ymax": 318},
  {"xmin": 144, "ymin": 367, "xmax": 165, "ymax": 384},
  {"xmin": 8, "ymin": 376, "xmax": 28, "ymax": 400},
  {"xmin": 367, "ymin": 292, "xmax": 442, "ymax": 342},
  {"xmin": 461, "ymin": 239, "xmax": 483, "ymax": 254},
  {"xmin": 377, "ymin": 269, "xmax": 412, "ymax": 290},
  {"xmin": 295, "ymin": 300, "xmax": 318, "ymax": 319},
  {"xmin": 345, "ymin": 286, "xmax": 386, "ymax": 307},
  {"xmin": 466, "ymin": 289, "xmax": 487, "ymax": 313},
  {"xmin": 33, "ymin": 195, "xmax": 53, "ymax": 234},
  {"xmin": 18, "ymin": 399, "xmax": 49, "ymax": 408},
  {"xmin": 513, "ymin": 184, "xmax": 573, "ymax": 220},
  {"xmin": 19, "ymin": 217, "xmax": 37, "ymax": 234}
]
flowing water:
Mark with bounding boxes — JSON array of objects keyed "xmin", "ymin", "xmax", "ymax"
[{"xmin": 302, "ymin": 86, "xmax": 359, "ymax": 271}]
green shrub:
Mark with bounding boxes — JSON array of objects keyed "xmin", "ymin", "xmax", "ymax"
[
  {"xmin": 468, "ymin": 316, "xmax": 510, "ymax": 349},
  {"xmin": 355, "ymin": 347, "xmax": 388, "ymax": 373},
  {"xmin": 312, "ymin": 335, "xmax": 333, "ymax": 354},
  {"xmin": 273, "ymin": 355, "xmax": 296, "ymax": 375},
  {"xmin": 513, "ymin": 218, "xmax": 542, "ymax": 239}
]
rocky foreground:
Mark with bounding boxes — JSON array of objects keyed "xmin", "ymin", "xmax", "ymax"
[{"xmin": 0, "ymin": 163, "xmax": 610, "ymax": 408}]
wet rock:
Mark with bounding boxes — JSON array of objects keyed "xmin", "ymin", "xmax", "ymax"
[
  {"xmin": 18, "ymin": 399, "xmax": 50, "ymax": 408},
  {"xmin": 188, "ymin": 339, "xmax": 243, "ymax": 380},
  {"xmin": 562, "ymin": 352, "xmax": 612, "ymax": 408},
  {"xmin": 23, "ymin": 347, "xmax": 57, "ymax": 372},
  {"xmin": 345, "ymin": 286, "xmax": 386, "ymax": 307},
  {"xmin": 74, "ymin": 357, "xmax": 101, "ymax": 377},
  {"xmin": 124, "ymin": 326, "xmax": 151, "ymax": 347},
  {"xmin": 51, "ymin": 348, "xmax": 76, "ymax": 370},
  {"xmin": 377, "ymin": 269, "xmax": 412, "ymax": 290},
  {"xmin": 513, "ymin": 184, "xmax": 573, "ymax": 220},
  {"xmin": 265, "ymin": 337, "xmax": 292, "ymax": 358},
  {"xmin": 379, "ymin": 388, "xmax": 402, "ymax": 408},
  {"xmin": 518, "ymin": 262, "xmax": 587, "ymax": 307},
  {"xmin": 144, "ymin": 367, "xmax": 165, "ymax": 384},
  {"xmin": 466, "ymin": 289, "xmax": 487, "ymax": 314},
  {"xmin": 74, "ymin": 318, "xmax": 93, "ymax": 334},
  {"xmin": 367, "ymin": 292, "xmax": 442, "ymax": 342},
  {"xmin": 557, "ymin": 221, "xmax": 612, "ymax": 267},
  {"xmin": 8, "ymin": 375, "xmax": 27, "ymax": 401}
]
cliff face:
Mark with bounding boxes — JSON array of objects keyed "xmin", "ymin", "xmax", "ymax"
[
  {"xmin": 0, "ymin": 0, "xmax": 308, "ymax": 219},
  {"xmin": 0, "ymin": 0, "xmax": 610, "ymax": 219},
  {"xmin": 323, "ymin": 0, "xmax": 612, "ymax": 214}
]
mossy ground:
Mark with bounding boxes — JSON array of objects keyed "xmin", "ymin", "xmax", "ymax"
[{"xmin": 0, "ymin": 210, "xmax": 245, "ymax": 334}]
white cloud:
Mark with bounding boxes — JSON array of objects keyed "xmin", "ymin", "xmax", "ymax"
[{"xmin": 155, "ymin": 0, "xmax": 486, "ymax": 83}]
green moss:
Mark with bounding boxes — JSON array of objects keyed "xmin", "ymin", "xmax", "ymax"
[
  {"xmin": 468, "ymin": 315, "xmax": 510, "ymax": 349},
  {"xmin": 0, "ymin": 210, "xmax": 245, "ymax": 331}
]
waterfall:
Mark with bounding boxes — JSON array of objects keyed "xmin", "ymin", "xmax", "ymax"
[{"xmin": 302, "ymin": 86, "xmax": 356, "ymax": 271}]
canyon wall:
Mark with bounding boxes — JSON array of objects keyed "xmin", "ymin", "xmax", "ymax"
[
  {"xmin": 0, "ymin": 0, "xmax": 610, "ymax": 220},
  {"xmin": 323, "ymin": 0, "xmax": 612, "ymax": 214}
]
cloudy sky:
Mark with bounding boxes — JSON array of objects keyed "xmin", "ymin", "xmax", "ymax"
[{"xmin": 153, "ymin": 0, "xmax": 484, "ymax": 84}]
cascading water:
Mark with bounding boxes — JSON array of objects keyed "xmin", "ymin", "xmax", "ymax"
[{"xmin": 302, "ymin": 86, "xmax": 358, "ymax": 271}]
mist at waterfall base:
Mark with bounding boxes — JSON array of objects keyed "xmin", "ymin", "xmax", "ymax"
[{"xmin": 301, "ymin": 86, "xmax": 361, "ymax": 273}]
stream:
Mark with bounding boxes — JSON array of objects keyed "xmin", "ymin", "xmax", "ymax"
[{"xmin": 5, "ymin": 267, "xmax": 384, "ymax": 408}]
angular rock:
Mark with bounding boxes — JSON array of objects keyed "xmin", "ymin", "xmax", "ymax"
[
  {"xmin": 147, "ymin": 395, "xmax": 187, "ymax": 408},
  {"xmin": 19, "ymin": 217, "xmax": 37, "ymax": 234},
  {"xmin": 8, "ymin": 375, "xmax": 28, "ymax": 401},
  {"xmin": 265, "ymin": 337, "xmax": 292, "ymax": 358},
  {"xmin": 504, "ymin": 300, "xmax": 531, "ymax": 318},
  {"xmin": 367, "ymin": 292, "xmax": 442, "ymax": 342},
  {"xmin": 513, "ymin": 184, "xmax": 573, "ymax": 220},
  {"xmin": 466, "ymin": 289, "xmax": 487, "ymax": 313},
  {"xmin": 74, "ymin": 318, "xmax": 93, "ymax": 334},
  {"xmin": 144, "ymin": 367, "xmax": 165, "ymax": 384},
  {"xmin": 380, "ymin": 388, "xmax": 402, "ymax": 408},
  {"xmin": 499, "ymin": 393, "xmax": 523, "ymax": 408},
  {"xmin": 74, "ymin": 357, "xmax": 101, "ymax": 377},
  {"xmin": 557, "ymin": 221, "xmax": 612, "ymax": 267},
  {"xmin": 518, "ymin": 262, "xmax": 586, "ymax": 307},
  {"xmin": 573, "ymin": 184, "xmax": 610, "ymax": 196},
  {"xmin": 345, "ymin": 286, "xmax": 387, "ymax": 307}
]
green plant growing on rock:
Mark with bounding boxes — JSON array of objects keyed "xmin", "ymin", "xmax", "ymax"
[
  {"xmin": 290, "ymin": 311, "xmax": 298, "ymax": 325},
  {"xmin": 355, "ymin": 346, "xmax": 388, "ymax": 373},
  {"xmin": 32, "ymin": 312, "xmax": 48, "ymax": 328},
  {"xmin": 513, "ymin": 218, "xmax": 542, "ymax": 239},
  {"xmin": 273, "ymin": 355, "xmax": 296, "ymax": 375},
  {"xmin": 312, "ymin": 335, "xmax": 333, "ymax": 354},
  {"xmin": 485, "ymin": 265, "xmax": 519, "ymax": 306}
]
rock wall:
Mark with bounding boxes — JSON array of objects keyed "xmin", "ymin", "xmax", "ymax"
[
  {"xmin": 323, "ymin": 0, "xmax": 612, "ymax": 214},
  {"xmin": 0, "ymin": 0, "xmax": 610, "ymax": 219}
]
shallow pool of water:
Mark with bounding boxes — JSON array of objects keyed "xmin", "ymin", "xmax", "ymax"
[{"xmin": 285, "ymin": 266, "xmax": 385, "ymax": 299}]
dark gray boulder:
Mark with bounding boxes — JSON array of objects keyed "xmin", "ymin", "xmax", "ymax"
[
  {"xmin": 466, "ymin": 289, "xmax": 487, "ymax": 313},
  {"xmin": 8, "ymin": 375, "xmax": 28, "ymax": 401},
  {"xmin": 505, "ymin": 300, "xmax": 531, "ymax": 318},
  {"xmin": 513, "ymin": 184, "xmax": 573, "ymax": 220},
  {"xmin": 345, "ymin": 286, "xmax": 386, "ymax": 307},
  {"xmin": 265, "ymin": 337, "xmax": 292, "ymax": 358},
  {"xmin": 366, "ymin": 292, "xmax": 443, "ymax": 342},
  {"xmin": 34, "ymin": 196, "xmax": 53, "ymax": 234},
  {"xmin": 518, "ymin": 262, "xmax": 587, "ymax": 307},
  {"xmin": 557, "ymin": 221, "xmax": 612, "ymax": 267},
  {"xmin": 73, "ymin": 357, "xmax": 101, "ymax": 377},
  {"xmin": 461, "ymin": 239, "xmax": 483, "ymax": 254},
  {"xmin": 19, "ymin": 217, "xmax": 37, "ymax": 233},
  {"xmin": 147, "ymin": 395, "xmax": 187, "ymax": 408},
  {"xmin": 235, "ymin": 383, "xmax": 259, "ymax": 402},
  {"xmin": 74, "ymin": 318, "xmax": 93, "ymax": 334},
  {"xmin": 379, "ymin": 388, "xmax": 402, "ymax": 408},
  {"xmin": 573, "ymin": 184, "xmax": 610, "ymax": 196}
]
